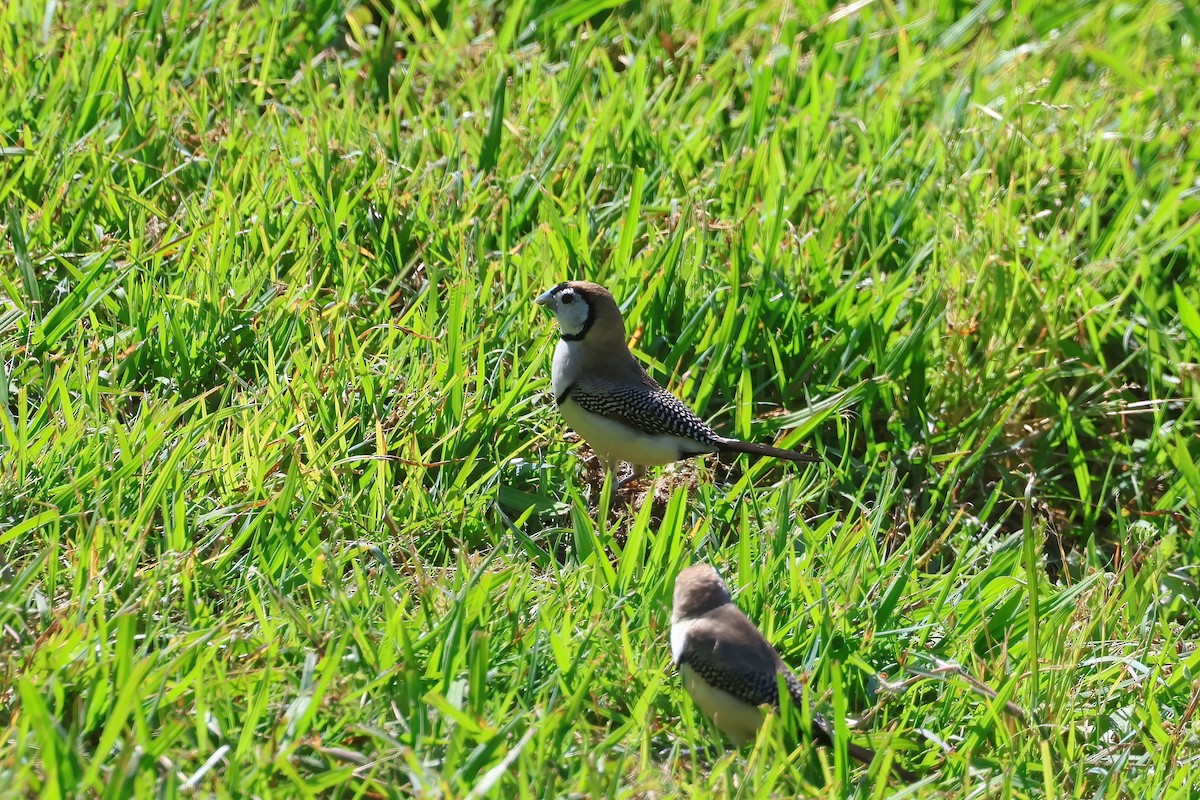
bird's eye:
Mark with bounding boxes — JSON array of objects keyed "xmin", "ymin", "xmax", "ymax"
[{"xmin": 561, "ymin": 293, "xmax": 574, "ymax": 304}]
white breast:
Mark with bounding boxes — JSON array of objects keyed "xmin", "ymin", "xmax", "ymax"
[
  {"xmin": 549, "ymin": 340, "xmax": 577, "ymax": 399},
  {"xmin": 678, "ymin": 663, "xmax": 765, "ymax": 747}
]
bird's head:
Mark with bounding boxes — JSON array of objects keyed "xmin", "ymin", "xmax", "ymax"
[
  {"xmin": 673, "ymin": 563, "xmax": 734, "ymax": 622},
  {"xmin": 534, "ymin": 281, "xmax": 625, "ymax": 343}
]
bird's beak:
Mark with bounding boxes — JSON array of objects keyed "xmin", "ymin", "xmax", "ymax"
[{"xmin": 534, "ymin": 288, "xmax": 556, "ymax": 306}]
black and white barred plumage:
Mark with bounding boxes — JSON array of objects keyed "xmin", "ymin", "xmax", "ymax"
[{"xmin": 563, "ymin": 376, "xmax": 721, "ymax": 450}]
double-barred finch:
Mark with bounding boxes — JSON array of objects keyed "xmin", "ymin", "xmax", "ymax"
[
  {"xmin": 671, "ymin": 564, "xmax": 916, "ymax": 782},
  {"xmin": 534, "ymin": 281, "xmax": 819, "ymax": 485}
]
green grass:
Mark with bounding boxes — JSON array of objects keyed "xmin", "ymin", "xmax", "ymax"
[{"xmin": 2, "ymin": 0, "xmax": 1199, "ymax": 795}]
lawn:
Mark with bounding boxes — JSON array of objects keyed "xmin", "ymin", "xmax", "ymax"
[{"xmin": 2, "ymin": 0, "xmax": 1199, "ymax": 796}]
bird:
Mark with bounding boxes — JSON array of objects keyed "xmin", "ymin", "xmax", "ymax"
[
  {"xmin": 534, "ymin": 281, "xmax": 819, "ymax": 486},
  {"xmin": 671, "ymin": 563, "xmax": 916, "ymax": 781}
]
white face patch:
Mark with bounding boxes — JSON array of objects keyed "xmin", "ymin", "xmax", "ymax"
[
  {"xmin": 670, "ymin": 618, "xmax": 694, "ymax": 664},
  {"xmin": 546, "ymin": 287, "xmax": 591, "ymax": 337}
]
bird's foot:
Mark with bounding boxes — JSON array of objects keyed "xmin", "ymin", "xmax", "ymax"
[
  {"xmin": 616, "ymin": 465, "xmax": 646, "ymax": 489},
  {"xmin": 663, "ymin": 744, "xmax": 721, "ymax": 763}
]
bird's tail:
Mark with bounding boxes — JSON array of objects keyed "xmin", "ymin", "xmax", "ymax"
[
  {"xmin": 844, "ymin": 738, "xmax": 879, "ymax": 770},
  {"xmin": 814, "ymin": 717, "xmax": 918, "ymax": 783},
  {"xmin": 717, "ymin": 437, "xmax": 821, "ymax": 464}
]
